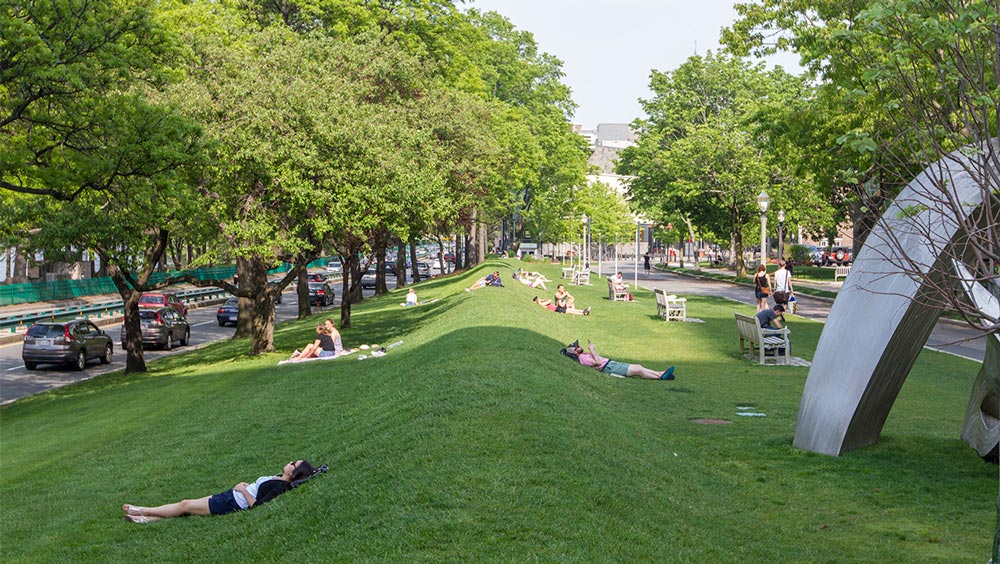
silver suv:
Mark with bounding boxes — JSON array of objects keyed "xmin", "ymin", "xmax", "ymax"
[
  {"xmin": 22, "ymin": 320, "xmax": 113, "ymax": 371},
  {"xmin": 120, "ymin": 307, "xmax": 191, "ymax": 350}
]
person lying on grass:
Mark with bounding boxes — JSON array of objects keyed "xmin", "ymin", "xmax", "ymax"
[
  {"xmin": 571, "ymin": 341, "xmax": 675, "ymax": 380},
  {"xmin": 532, "ymin": 296, "xmax": 590, "ymax": 315},
  {"xmin": 123, "ymin": 460, "xmax": 315, "ymax": 523}
]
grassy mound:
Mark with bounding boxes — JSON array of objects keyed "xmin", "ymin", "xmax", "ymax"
[{"xmin": 0, "ymin": 260, "xmax": 994, "ymax": 562}]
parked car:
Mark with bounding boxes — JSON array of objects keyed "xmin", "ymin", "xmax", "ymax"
[
  {"xmin": 308, "ymin": 281, "xmax": 335, "ymax": 306},
  {"xmin": 216, "ymin": 297, "xmax": 239, "ymax": 327},
  {"xmin": 120, "ymin": 306, "xmax": 190, "ymax": 350},
  {"xmin": 326, "ymin": 261, "xmax": 343, "ymax": 275},
  {"xmin": 826, "ymin": 246, "xmax": 853, "ymax": 266},
  {"xmin": 138, "ymin": 292, "xmax": 187, "ymax": 318},
  {"xmin": 416, "ymin": 262, "xmax": 431, "ymax": 278},
  {"xmin": 803, "ymin": 245, "xmax": 824, "ymax": 266},
  {"xmin": 384, "ymin": 262, "xmax": 397, "ymax": 276},
  {"xmin": 361, "ymin": 270, "xmax": 377, "ymax": 289},
  {"xmin": 22, "ymin": 320, "xmax": 113, "ymax": 371},
  {"xmin": 307, "ymin": 272, "xmax": 328, "ymax": 282}
]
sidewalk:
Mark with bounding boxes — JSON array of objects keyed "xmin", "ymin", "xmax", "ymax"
[{"xmin": 631, "ymin": 264, "xmax": 987, "ymax": 363}]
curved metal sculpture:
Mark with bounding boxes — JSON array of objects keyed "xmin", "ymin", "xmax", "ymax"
[
  {"xmin": 794, "ymin": 143, "xmax": 997, "ymax": 456},
  {"xmin": 956, "ymin": 262, "xmax": 1000, "ymax": 461}
]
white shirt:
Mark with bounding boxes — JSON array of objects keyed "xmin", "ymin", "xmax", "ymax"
[
  {"xmin": 405, "ymin": 292, "xmax": 418, "ymax": 305},
  {"xmin": 233, "ymin": 475, "xmax": 278, "ymax": 509},
  {"xmin": 774, "ymin": 268, "xmax": 791, "ymax": 292}
]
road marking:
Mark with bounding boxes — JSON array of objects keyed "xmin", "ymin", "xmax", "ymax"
[
  {"xmin": 7, "ymin": 365, "xmax": 22, "ymax": 371},
  {"xmin": 192, "ymin": 321, "xmax": 216, "ymax": 327}
]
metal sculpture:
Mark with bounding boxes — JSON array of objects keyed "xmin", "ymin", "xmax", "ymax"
[{"xmin": 794, "ymin": 143, "xmax": 998, "ymax": 457}]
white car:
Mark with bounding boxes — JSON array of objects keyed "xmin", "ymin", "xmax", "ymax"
[{"xmin": 326, "ymin": 261, "xmax": 343, "ymax": 275}]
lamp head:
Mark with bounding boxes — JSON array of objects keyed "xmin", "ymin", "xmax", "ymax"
[
  {"xmin": 777, "ymin": 209, "xmax": 785, "ymax": 223},
  {"xmin": 757, "ymin": 190, "xmax": 771, "ymax": 214}
]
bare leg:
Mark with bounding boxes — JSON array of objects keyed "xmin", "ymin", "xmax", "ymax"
[
  {"xmin": 297, "ymin": 343, "xmax": 320, "ymax": 359},
  {"xmin": 627, "ymin": 364, "xmax": 665, "ymax": 380},
  {"xmin": 124, "ymin": 496, "xmax": 212, "ymax": 521}
]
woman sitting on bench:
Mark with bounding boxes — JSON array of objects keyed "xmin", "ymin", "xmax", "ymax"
[{"xmin": 123, "ymin": 460, "xmax": 315, "ymax": 523}]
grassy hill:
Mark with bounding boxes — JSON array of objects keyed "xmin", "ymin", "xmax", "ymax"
[{"xmin": 0, "ymin": 260, "xmax": 994, "ymax": 563}]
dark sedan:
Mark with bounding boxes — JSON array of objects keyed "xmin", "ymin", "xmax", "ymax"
[
  {"xmin": 22, "ymin": 320, "xmax": 113, "ymax": 371},
  {"xmin": 309, "ymin": 281, "xmax": 335, "ymax": 306}
]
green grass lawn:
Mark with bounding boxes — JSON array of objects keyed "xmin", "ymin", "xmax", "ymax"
[{"xmin": 1, "ymin": 260, "xmax": 994, "ymax": 563}]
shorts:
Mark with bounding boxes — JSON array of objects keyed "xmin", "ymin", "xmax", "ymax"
[
  {"xmin": 555, "ymin": 306, "xmax": 567, "ymax": 313},
  {"xmin": 318, "ymin": 349, "xmax": 335, "ymax": 358},
  {"xmin": 208, "ymin": 490, "xmax": 242, "ymax": 516},
  {"xmin": 754, "ymin": 289, "xmax": 765, "ymax": 299},
  {"xmin": 600, "ymin": 360, "xmax": 630, "ymax": 378}
]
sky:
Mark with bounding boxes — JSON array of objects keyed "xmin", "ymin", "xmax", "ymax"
[{"xmin": 466, "ymin": 0, "xmax": 802, "ymax": 128}]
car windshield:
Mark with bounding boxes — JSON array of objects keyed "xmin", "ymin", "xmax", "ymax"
[
  {"xmin": 224, "ymin": 298, "xmax": 238, "ymax": 306},
  {"xmin": 139, "ymin": 295, "xmax": 165, "ymax": 305},
  {"xmin": 138, "ymin": 310, "xmax": 159, "ymax": 320},
  {"xmin": 27, "ymin": 325, "xmax": 65, "ymax": 338},
  {"xmin": 308, "ymin": 283, "xmax": 325, "ymax": 289}
]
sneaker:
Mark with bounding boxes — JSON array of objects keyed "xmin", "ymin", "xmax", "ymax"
[
  {"xmin": 661, "ymin": 366, "xmax": 675, "ymax": 380},
  {"xmin": 582, "ymin": 306, "xmax": 591, "ymax": 316},
  {"xmin": 464, "ymin": 288, "xmax": 471, "ymax": 293}
]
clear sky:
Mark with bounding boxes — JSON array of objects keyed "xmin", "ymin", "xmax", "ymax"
[{"xmin": 467, "ymin": 0, "xmax": 802, "ymax": 129}]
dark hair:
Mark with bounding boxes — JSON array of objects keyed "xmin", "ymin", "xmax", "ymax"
[
  {"xmin": 290, "ymin": 460, "xmax": 315, "ymax": 482},
  {"xmin": 532, "ymin": 296, "xmax": 539, "ymax": 302},
  {"xmin": 774, "ymin": 304, "xmax": 785, "ymax": 313}
]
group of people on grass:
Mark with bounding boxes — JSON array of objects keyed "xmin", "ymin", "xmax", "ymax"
[
  {"xmin": 131, "ymin": 258, "xmax": 828, "ymax": 524},
  {"xmin": 288, "ymin": 318, "xmax": 345, "ymax": 361}
]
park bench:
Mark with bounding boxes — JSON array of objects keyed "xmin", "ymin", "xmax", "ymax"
[
  {"xmin": 573, "ymin": 270, "xmax": 591, "ymax": 285},
  {"xmin": 561, "ymin": 267, "xmax": 576, "ymax": 279},
  {"xmin": 734, "ymin": 311, "xmax": 791, "ymax": 365},
  {"xmin": 835, "ymin": 265, "xmax": 852, "ymax": 282},
  {"xmin": 654, "ymin": 289, "xmax": 687, "ymax": 321},
  {"xmin": 607, "ymin": 277, "xmax": 629, "ymax": 301}
]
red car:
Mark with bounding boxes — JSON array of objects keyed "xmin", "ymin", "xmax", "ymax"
[{"xmin": 138, "ymin": 292, "xmax": 188, "ymax": 318}]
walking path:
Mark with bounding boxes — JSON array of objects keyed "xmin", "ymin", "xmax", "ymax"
[{"xmin": 631, "ymin": 266, "xmax": 987, "ymax": 362}]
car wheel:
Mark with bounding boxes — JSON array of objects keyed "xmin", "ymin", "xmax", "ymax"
[
  {"xmin": 181, "ymin": 329, "xmax": 190, "ymax": 346},
  {"xmin": 101, "ymin": 344, "xmax": 113, "ymax": 364},
  {"xmin": 24, "ymin": 361, "xmax": 37, "ymax": 370},
  {"xmin": 218, "ymin": 319, "xmax": 226, "ymax": 327},
  {"xmin": 164, "ymin": 335, "xmax": 173, "ymax": 350},
  {"xmin": 72, "ymin": 350, "xmax": 86, "ymax": 371},
  {"xmin": 835, "ymin": 250, "xmax": 846, "ymax": 262}
]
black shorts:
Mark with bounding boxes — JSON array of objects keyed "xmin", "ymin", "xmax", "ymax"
[{"xmin": 208, "ymin": 490, "xmax": 242, "ymax": 515}]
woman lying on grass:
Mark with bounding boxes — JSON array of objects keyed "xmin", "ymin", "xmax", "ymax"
[{"xmin": 123, "ymin": 459, "xmax": 314, "ymax": 523}]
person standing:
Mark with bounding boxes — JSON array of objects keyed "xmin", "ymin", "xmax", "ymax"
[
  {"xmin": 753, "ymin": 264, "xmax": 771, "ymax": 312},
  {"xmin": 772, "ymin": 260, "xmax": 794, "ymax": 308},
  {"xmin": 643, "ymin": 252, "xmax": 651, "ymax": 274}
]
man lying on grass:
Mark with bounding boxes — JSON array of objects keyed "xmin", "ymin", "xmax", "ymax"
[
  {"xmin": 567, "ymin": 340, "xmax": 675, "ymax": 380},
  {"xmin": 123, "ymin": 460, "xmax": 314, "ymax": 523}
]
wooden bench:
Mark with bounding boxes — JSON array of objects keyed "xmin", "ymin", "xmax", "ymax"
[
  {"xmin": 654, "ymin": 289, "xmax": 686, "ymax": 321},
  {"xmin": 561, "ymin": 267, "xmax": 576, "ymax": 280},
  {"xmin": 734, "ymin": 311, "xmax": 791, "ymax": 365},
  {"xmin": 607, "ymin": 277, "xmax": 629, "ymax": 301},
  {"xmin": 573, "ymin": 270, "xmax": 591, "ymax": 285},
  {"xmin": 834, "ymin": 265, "xmax": 851, "ymax": 282}
]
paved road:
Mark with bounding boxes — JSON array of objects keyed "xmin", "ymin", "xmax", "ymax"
[
  {"xmin": 0, "ymin": 271, "xmax": 421, "ymax": 405},
  {"xmin": 634, "ymin": 267, "xmax": 988, "ymax": 362}
]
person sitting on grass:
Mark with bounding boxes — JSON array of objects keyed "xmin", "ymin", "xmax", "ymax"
[
  {"xmin": 570, "ymin": 340, "xmax": 675, "ymax": 380},
  {"xmin": 553, "ymin": 284, "xmax": 575, "ymax": 311},
  {"xmin": 322, "ymin": 319, "xmax": 346, "ymax": 354},
  {"xmin": 122, "ymin": 460, "xmax": 315, "ymax": 523},
  {"xmin": 289, "ymin": 324, "xmax": 336, "ymax": 360},
  {"xmin": 401, "ymin": 288, "xmax": 418, "ymax": 307},
  {"xmin": 533, "ymin": 296, "xmax": 590, "ymax": 315}
]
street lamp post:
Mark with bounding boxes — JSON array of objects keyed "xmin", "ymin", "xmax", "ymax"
[
  {"xmin": 581, "ymin": 214, "xmax": 589, "ymax": 270},
  {"xmin": 777, "ymin": 209, "xmax": 785, "ymax": 264},
  {"xmin": 757, "ymin": 190, "xmax": 770, "ymax": 267}
]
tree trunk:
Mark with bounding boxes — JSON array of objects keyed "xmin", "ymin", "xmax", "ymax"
[
  {"xmin": 409, "ymin": 240, "xmax": 420, "ymax": 282},
  {"xmin": 13, "ymin": 245, "xmax": 27, "ymax": 283},
  {"xmin": 109, "ymin": 266, "xmax": 147, "ymax": 374},
  {"xmin": 249, "ymin": 291, "xmax": 277, "ymax": 355},
  {"xmin": 375, "ymin": 250, "xmax": 388, "ymax": 295},
  {"xmin": 437, "ymin": 237, "xmax": 446, "ymax": 274},
  {"xmin": 395, "ymin": 241, "xmax": 406, "ymax": 289},
  {"xmin": 296, "ymin": 268, "xmax": 311, "ymax": 319},
  {"xmin": 235, "ymin": 256, "xmax": 253, "ymax": 339}
]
